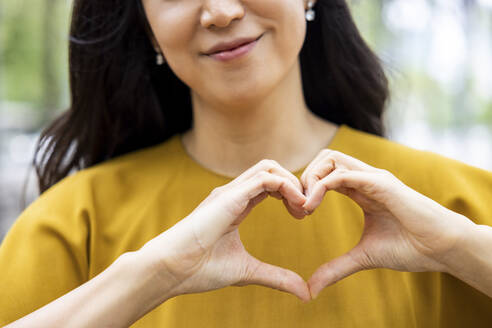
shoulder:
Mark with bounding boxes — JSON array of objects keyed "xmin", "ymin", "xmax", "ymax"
[
  {"xmin": 337, "ymin": 125, "xmax": 492, "ymax": 223},
  {"xmin": 47, "ymin": 134, "xmax": 182, "ymax": 194},
  {"xmin": 335, "ymin": 125, "xmax": 451, "ymax": 170},
  {"xmin": 19, "ymin": 134, "xmax": 185, "ymax": 226},
  {"xmin": 337, "ymin": 124, "xmax": 491, "ymax": 179}
]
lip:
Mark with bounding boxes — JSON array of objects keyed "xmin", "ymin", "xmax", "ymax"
[
  {"xmin": 203, "ymin": 34, "xmax": 263, "ymax": 56},
  {"xmin": 204, "ymin": 34, "xmax": 263, "ymax": 62}
]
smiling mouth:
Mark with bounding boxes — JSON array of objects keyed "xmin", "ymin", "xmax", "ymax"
[
  {"xmin": 203, "ymin": 34, "xmax": 264, "ymax": 62},
  {"xmin": 209, "ymin": 34, "xmax": 263, "ymax": 55},
  {"xmin": 202, "ymin": 33, "xmax": 264, "ymax": 56}
]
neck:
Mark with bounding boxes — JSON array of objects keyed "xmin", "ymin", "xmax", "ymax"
[{"xmin": 181, "ymin": 59, "xmax": 339, "ymax": 178}]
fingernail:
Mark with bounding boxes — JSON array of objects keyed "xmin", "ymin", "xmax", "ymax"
[{"xmin": 303, "ymin": 203, "xmax": 314, "ymax": 215}]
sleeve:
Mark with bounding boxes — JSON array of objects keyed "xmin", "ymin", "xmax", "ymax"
[
  {"xmin": 409, "ymin": 152, "xmax": 492, "ymax": 321},
  {"xmin": 347, "ymin": 134, "xmax": 492, "ymax": 227},
  {"xmin": 423, "ymin": 153, "xmax": 492, "ymax": 227},
  {"xmin": 0, "ymin": 175, "xmax": 92, "ymax": 326}
]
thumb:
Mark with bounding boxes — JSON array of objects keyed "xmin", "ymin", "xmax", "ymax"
[
  {"xmin": 308, "ymin": 249, "xmax": 365, "ymax": 299},
  {"xmin": 237, "ymin": 256, "xmax": 311, "ymax": 303}
]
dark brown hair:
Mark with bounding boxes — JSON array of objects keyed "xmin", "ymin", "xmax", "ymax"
[{"xmin": 33, "ymin": 0, "xmax": 388, "ymax": 194}]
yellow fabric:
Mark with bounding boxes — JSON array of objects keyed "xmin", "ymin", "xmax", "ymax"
[{"xmin": 1, "ymin": 124, "xmax": 492, "ymax": 327}]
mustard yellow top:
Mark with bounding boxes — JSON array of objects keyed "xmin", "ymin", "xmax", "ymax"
[{"xmin": 1, "ymin": 124, "xmax": 492, "ymax": 327}]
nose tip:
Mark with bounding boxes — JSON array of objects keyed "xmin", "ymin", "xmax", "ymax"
[
  {"xmin": 201, "ymin": 12, "xmax": 233, "ymax": 28},
  {"xmin": 200, "ymin": 1, "xmax": 245, "ymax": 29}
]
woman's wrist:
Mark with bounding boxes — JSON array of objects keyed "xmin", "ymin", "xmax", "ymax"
[
  {"xmin": 67, "ymin": 250, "xmax": 180, "ymax": 327},
  {"xmin": 437, "ymin": 217, "xmax": 492, "ymax": 297},
  {"xmin": 70, "ymin": 250, "xmax": 178, "ymax": 327},
  {"xmin": 121, "ymin": 249, "xmax": 180, "ymax": 312}
]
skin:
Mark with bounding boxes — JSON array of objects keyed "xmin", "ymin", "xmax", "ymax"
[
  {"xmin": 5, "ymin": 0, "xmax": 492, "ymax": 326},
  {"xmin": 142, "ymin": 0, "xmax": 339, "ymax": 178}
]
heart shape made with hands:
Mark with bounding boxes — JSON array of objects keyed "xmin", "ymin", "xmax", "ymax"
[
  {"xmin": 189, "ymin": 146, "xmax": 450, "ymax": 304},
  {"xmin": 183, "ymin": 149, "xmax": 375, "ymax": 303},
  {"xmin": 243, "ymin": 149, "xmax": 381, "ymax": 300}
]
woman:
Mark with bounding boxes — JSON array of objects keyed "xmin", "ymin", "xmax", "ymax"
[{"xmin": 1, "ymin": 0, "xmax": 492, "ymax": 326}]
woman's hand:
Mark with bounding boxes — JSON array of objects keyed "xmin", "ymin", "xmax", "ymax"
[
  {"xmin": 300, "ymin": 149, "xmax": 476, "ymax": 298},
  {"xmin": 3, "ymin": 160, "xmax": 313, "ymax": 327},
  {"xmin": 139, "ymin": 159, "xmax": 311, "ymax": 302}
]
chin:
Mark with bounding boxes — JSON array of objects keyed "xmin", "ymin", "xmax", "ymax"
[{"xmin": 218, "ymin": 85, "xmax": 273, "ymax": 109}]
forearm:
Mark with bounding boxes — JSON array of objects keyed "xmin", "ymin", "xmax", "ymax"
[
  {"xmin": 5, "ymin": 250, "xmax": 177, "ymax": 327},
  {"xmin": 442, "ymin": 218, "xmax": 492, "ymax": 298}
]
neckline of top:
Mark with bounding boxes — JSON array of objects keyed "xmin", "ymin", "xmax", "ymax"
[{"xmin": 175, "ymin": 123, "xmax": 348, "ymax": 181}]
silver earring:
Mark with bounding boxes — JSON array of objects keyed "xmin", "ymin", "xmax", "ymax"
[
  {"xmin": 156, "ymin": 52, "xmax": 164, "ymax": 65},
  {"xmin": 305, "ymin": 1, "xmax": 315, "ymax": 21}
]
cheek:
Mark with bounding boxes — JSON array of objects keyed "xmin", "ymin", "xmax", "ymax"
[
  {"xmin": 145, "ymin": 3, "xmax": 198, "ymax": 68},
  {"xmin": 157, "ymin": 13, "xmax": 196, "ymax": 56},
  {"xmin": 246, "ymin": 0, "xmax": 307, "ymax": 61},
  {"xmin": 276, "ymin": 1, "xmax": 307, "ymax": 56}
]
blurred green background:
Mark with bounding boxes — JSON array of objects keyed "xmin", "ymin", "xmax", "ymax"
[
  {"xmin": 1, "ymin": 0, "xmax": 492, "ymax": 239},
  {"xmin": 0, "ymin": 0, "xmax": 69, "ymax": 128}
]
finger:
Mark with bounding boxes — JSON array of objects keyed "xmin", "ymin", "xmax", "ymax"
[
  {"xmin": 308, "ymin": 250, "xmax": 363, "ymax": 299},
  {"xmin": 303, "ymin": 169, "xmax": 377, "ymax": 212},
  {"xmin": 263, "ymin": 179, "xmax": 304, "ymax": 214},
  {"xmin": 302, "ymin": 150, "xmax": 375, "ymax": 198},
  {"xmin": 242, "ymin": 171, "xmax": 307, "ymax": 208},
  {"xmin": 282, "ymin": 197, "xmax": 307, "ymax": 219},
  {"xmin": 195, "ymin": 172, "xmax": 307, "ymax": 248},
  {"xmin": 231, "ymin": 159, "xmax": 304, "ymax": 193},
  {"xmin": 300, "ymin": 150, "xmax": 326, "ymax": 193},
  {"xmin": 231, "ymin": 191, "xmax": 273, "ymax": 226},
  {"xmin": 322, "ymin": 150, "xmax": 376, "ymax": 171},
  {"xmin": 239, "ymin": 257, "xmax": 311, "ymax": 302},
  {"xmin": 302, "ymin": 156, "xmax": 336, "ymax": 198},
  {"xmin": 270, "ymin": 192, "xmax": 306, "ymax": 219},
  {"xmin": 269, "ymin": 191, "xmax": 283, "ymax": 200},
  {"xmin": 241, "ymin": 172, "xmax": 307, "ymax": 220}
]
